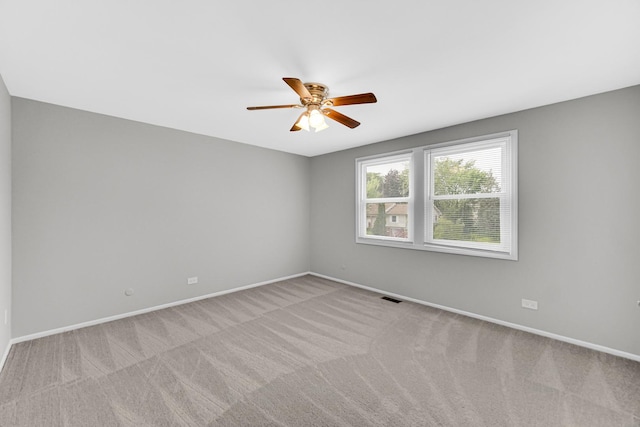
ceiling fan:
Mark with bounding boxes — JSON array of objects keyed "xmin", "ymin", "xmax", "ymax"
[{"xmin": 247, "ymin": 77, "xmax": 377, "ymax": 132}]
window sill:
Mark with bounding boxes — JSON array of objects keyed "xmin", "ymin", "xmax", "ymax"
[{"xmin": 356, "ymin": 236, "xmax": 517, "ymax": 260}]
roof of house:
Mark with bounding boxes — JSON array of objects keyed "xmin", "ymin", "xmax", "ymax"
[{"xmin": 366, "ymin": 203, "xmax": 407, "ymax": 216}]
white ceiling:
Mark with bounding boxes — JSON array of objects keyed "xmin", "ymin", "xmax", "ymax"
[{"xmin": 1, "ymin": 1, "xmax": 639, "ymax": 157}]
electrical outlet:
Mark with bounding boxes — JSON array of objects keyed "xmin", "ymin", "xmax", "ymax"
[
  {"xmin": 521, "ymin": 299, "xmax": 538, "ymax": 310},
  {"xmin": 187, "ymin": 277, "xmax": 198, "ymax": 285}
]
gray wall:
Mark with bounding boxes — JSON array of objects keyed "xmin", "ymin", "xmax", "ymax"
[
  {"xmin": 0, "ymin": 75, "xmax": 11, "ymax": 357},
  {"xmin": 310, "ymin": 85, "xmax": 640, "ymax": 357},
  {"xmin": 12, "ymin": 98, "xmax": 310, "ymax": 337}
]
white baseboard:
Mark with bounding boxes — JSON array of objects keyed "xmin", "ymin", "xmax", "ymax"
[
  {"xmin": 0, "ymin": 338, "xmax": 11, "ymax": 375},
  {"xmin": 310, "ymin": 272, "xmax": 640, "ymax": 363},
  {"xmin": 11, "ymin": 271, "xmax": 311, "ymax": 345}
]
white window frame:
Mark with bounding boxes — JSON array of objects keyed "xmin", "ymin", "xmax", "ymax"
[
  {"xmin": 356, "ymin": 130, "xmax": 518, "ymax": 260},
  {"xmin": 356, "ymin": 151, "xmax": 414, "ymax": 244}
]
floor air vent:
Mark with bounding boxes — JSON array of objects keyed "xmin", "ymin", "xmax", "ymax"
[{"xmin": 381, "ymin": 296, "xmax": 402, "ymax": 303}]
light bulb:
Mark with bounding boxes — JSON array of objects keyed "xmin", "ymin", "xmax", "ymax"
[{"xmin": 308, "ymin": 109, "xmax": 325, "ymax": 128}]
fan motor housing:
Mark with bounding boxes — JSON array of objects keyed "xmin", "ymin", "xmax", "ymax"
[{"xmin": 302, "ymin": 82, "xmax": 328, "ymax": 105}]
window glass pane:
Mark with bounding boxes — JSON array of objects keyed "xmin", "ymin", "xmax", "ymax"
[
  {"xmin": 366, "ymin": 202, "xmax": 409, "ymax": 238},
  {"xmin": 433, "ymin": 147, "xmax": 502, "ymax": 196},
  {"xmin": 433, "ymin": 198, "xmax": 501, "ymax": 243},
  {"xmin": 365, "ymin": 160, "xmax": 410, "ymax": 198}
]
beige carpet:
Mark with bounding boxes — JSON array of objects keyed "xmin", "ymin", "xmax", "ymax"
[{"xmin": 0, "ymin": 275, "xmax": 638, "ymax": 426}]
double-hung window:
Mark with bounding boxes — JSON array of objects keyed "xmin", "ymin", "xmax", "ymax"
[
  {"xmin": 356, "ymin": 131, "xmax": 517, "ymax": 260},
  {"xmin": 357, "ymin": 153, "xmax": 413, "ymax": 242}
]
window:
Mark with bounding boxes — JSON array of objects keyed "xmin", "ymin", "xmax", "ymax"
[
  {"xmin": 356, "ymin": 131, "xmax": 517, "ymax": 260},
  {"xmin": 356, "ymin": 153, "xmax": 412, "ymax": 241}
]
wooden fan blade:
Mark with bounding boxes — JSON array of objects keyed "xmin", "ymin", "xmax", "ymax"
[
  {"xmin": 247, "ymin": 104, "xmax": 301, "ymax": 110},
  {"xmin": 283, "ymin": 77, "xmax": 312, "ymax": 100},
  {"xmin": 290, "ymin": 111, "xmax": 307, "ymax": 132},
  {"xmin": 323, "ymin": 108, "xmax": 360, "ymax": 128},
  {"xmin": 325, "ymin": 93, "xmax": 377, "ymax": 107}
]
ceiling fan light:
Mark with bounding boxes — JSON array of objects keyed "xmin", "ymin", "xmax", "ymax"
[
  {"xmin": 296, "ymin": 113, "xmax": 310, "ymax": 131},
  {"xmin": 308, "ymin": 109, "xmax": 325, "ymax": 128},
  {"xmin": 314, "ymin": 121, "xmax": 329, "ymax": 132}
]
